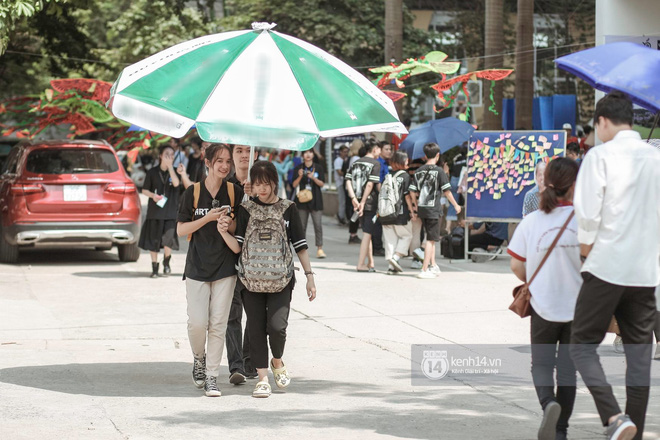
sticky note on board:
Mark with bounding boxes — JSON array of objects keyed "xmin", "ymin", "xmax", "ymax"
[
  {"xmin": 513, "ymin": 183, "xmax": 518, "ymax": 189},
  {"xmin": 475, "ymin": 191, "xmax": 481, "ymax": 200},
  {"xmin": 499, "ymin": 183, "xmax": 504, "ymax": 189},
  {"xmin": 483, "ymin": 137, "xmax": 489, "ymax": 143},
  {"xmin": 505, "ymin": 133, "xmax": 512, "ymax": 138},
  {"xmin": 553, "ymin": 134, "xmax": 559, "ymax": 141},
  {"xmin": 539, "ymin": 135, "xmax": 547, "ymax": 143},
  {"xmin": 497, "ymin": 177, "xmax": 506, "ymax": 184},
  {"xmin": 500, "ymin": 134, "xmax": 505, "ymax": 140},
  {"xmin": 489, "ymin": 188, "xmax": 495, "ymax": 195},
  {"xmin": 486, "ymin": 180, "xmax": 493, "ymax": 188},
  {"xmin": 476, "ymin": 173, "xmax": 484, "ymax": 180},
  {"xmin": 528, "ymin": 136, "xmax": 535, "ymax": 141},
  {"xmin": 468, "ymin": 187, "xmax": 474, "ymax": 194},
  {"xmin": 493, "ymin": 192, "xmax": 502, "ymax": 200}
]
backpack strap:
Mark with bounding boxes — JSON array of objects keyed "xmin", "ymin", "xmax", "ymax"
[
  {"xmin": 227, "ymin": 181, "xmax": 235, "ymax": 212},
  {"xmin": 187, "ymin": 182, "xmax": 202, "ymax": 242}
]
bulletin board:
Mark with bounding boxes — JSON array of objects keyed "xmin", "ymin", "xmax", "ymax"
[{"xmin": 465, "ymin": 130, "xmax": 566, "ymax": 221}]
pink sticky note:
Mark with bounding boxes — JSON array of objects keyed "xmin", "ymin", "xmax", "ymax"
[
  {"xmin": 499, "ymin": 134, "xmax": 505, "ymax": 140},
  {"xmin": 475, "ymin": 191, "xmax": 481, "ymax": 200},
  {"xmin": 497, "ymin": 177, "xmax": 506, "ymax": 184},
  {"xmin": 476, "ymin": 173, "xmax": 484, "ymax": 180},
  {"xmin": 483, "ymin": 137, "xmax": 489, "ymax": 143},
  {"xmin": 553, "ymin": 134, "xmax": 559, "ymax": 141},
  {"xmin": 489, "ymin": 188, "xmax": 495, "ymax": 195},
  {"xmin": 505, "ymin": 133, "xmax": 512, "ymax": 138}
]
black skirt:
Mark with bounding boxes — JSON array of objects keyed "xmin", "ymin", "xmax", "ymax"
[{"xmin": 138, "ymin": 219, "xmax": 179, "ymax": 252}]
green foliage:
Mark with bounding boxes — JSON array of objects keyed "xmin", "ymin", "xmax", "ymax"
[{"xmin": 0, "ymin": 0, "xmax": 66, "ymax": 53}]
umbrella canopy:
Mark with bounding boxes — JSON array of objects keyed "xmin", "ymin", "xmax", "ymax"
[
  {"xmin": 107, "ymin": 23, "xmax": 406, "ymax": 151},
  {"xmin": 400, "ymin": 117, "xmax": 475, "ymax": 160},
  {"xmin": 555, "ymin": 42, "xmax": 660, "ymax": 112}
]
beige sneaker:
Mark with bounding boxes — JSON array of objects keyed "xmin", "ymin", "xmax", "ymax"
[
  {"xmin": 252, "ymin": 380, "xmax": 271, "ymax": 398},
  {"xmin": 270, "ymin": 359, "xmax": 291, "ymax": 389},
  {"xmin": 316, "ymin": 249, "xmax": 326, "ymax": 259}
]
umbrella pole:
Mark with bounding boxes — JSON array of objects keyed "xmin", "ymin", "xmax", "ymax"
[
  {"xmin": 648, "ymin": 113, "xmax": 660, "ymax": 141},
  {"xmin": 247, "ymin": 146, "xmax": 255, "ymax": 182}
]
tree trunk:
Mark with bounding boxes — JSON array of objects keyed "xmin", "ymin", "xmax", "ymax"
[
  {"xmin": 385, "ymin": 0, "xmax": 404, "ymax": 121},
  {"xmin": 515, "ymin": 0, "xmax": 534, "ymax": 130},
  {"xmin": 384, "ymin": 0, "xmax": 403, "ymax": 65},
  {"xmin": 483, "ymin": 0, "xmax": 504, "ymax": 130}
]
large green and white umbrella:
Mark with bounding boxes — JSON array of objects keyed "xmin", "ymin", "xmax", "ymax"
[{"xmin": 107, "ymin": 22, "xmax": 406, "ymax": 151}]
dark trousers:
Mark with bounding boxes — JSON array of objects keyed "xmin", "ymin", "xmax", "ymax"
[
  {"xmin": 242, "ymin": 284, "xmax": 293, "ymax": 369},
  {"xmin": 530, "ymin": 308, "xmax": 576, "ymax": 434},
  {"xmin": 372, "ymin": 217, "xmax": 383, "ymax": 251},
  {"xmin": 225, "ymin": 283, "xmax": 253, "ymax": 375},
  {"xmin": 347, "ymin": 197, "xmax": 359, "ymax": 235},
  {"xmin": 570, "ymin": 272, "xmax": 656, "ymax": 439},
  {"xmin": 468, "ymin": 232, "xmax": 504, "ymax": 251}
]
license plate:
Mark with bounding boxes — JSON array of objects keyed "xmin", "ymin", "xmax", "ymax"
[{"xmin": 63, "ymin": 185, "xmax": 87, "ymax": 201}]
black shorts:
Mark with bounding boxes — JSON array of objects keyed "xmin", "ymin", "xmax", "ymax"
[
  {"xmin": 360, "ymin": 210, "xmax": 378, "ymax": 235},
  {"xmin": 421, "ymin": 217, "xmax": 440, "ymax": 242}
]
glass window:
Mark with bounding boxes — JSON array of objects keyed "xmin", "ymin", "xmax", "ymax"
[{"xmin": 25, "ymin": 148, "xmax": 120, "ymax": 174}]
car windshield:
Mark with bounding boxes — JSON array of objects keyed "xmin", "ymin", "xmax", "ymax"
[{"xmin": 26, "ymin": 148, "xmax": 119, "ymax": 174}]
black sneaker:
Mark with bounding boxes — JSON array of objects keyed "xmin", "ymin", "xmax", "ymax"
[
  {"xmin": 373, "ymin": 248, "xmax": 385, "ymax": 257},
  {"xmin": 204, "ymin": 375, "xmax": 222, "ymax": 397},
  {"xmin": 229, "ymin": 371, "xmax": 246, "ymax": 385},
  {"xmin": 192, "ymin": 356, "xmax": 205, "ymax": 389},
  {"xmin": 348, "ymin": 235, "xmax": 361, "ymax": 244},
  {"xmin": 538, "ymin": 401, "xmax": 561, "ymax": 440}
]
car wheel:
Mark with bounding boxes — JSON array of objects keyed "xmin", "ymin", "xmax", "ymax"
[
  {"xmin": 0, "ymin": 227, "xmax": 19, "ymax": 264},
  {"xmin": 118, "ymin": 242, "xmax": 140, "ymax": 262}
]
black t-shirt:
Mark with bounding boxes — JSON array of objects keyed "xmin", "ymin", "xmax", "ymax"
[
  {"xmin": 177, "ymin": 180, "xmax": 245, "ymax": 282},
  {"xmin": 143, "ymin": 167, "xmax": 181, "ymax": 220},
  {"xmin": 345, "ymin": 156, "xmax": 381, "ymax": 212},
  {"xmin": 409, "ymin": 164, "xmax": 451, "ymax": 219},
  {"xmin": 390, "ymin": 170, "xmax": 411, "ymax": 225},
  {"xmin": 293, "ymin": 163, "xmax": 325, "ymax": 211},
  {"xmin": 234, "ymin": 198, "xmax": 309, "ymax": 254}
]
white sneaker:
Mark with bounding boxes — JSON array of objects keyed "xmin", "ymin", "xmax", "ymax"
[
  {"xmin": 417, "ymin": 269, "xmax": 436, "ymax": 279},
  {"xmin": 410, "ymin": 260, "xmax": 423, "ymax": 270},
  {"xmin": 413, "ymin": 248, "xmax": 425, "ymax": 262},
  {"xmin": 429, "ymin": 264, "xmax": 441, "ymax": 274}
]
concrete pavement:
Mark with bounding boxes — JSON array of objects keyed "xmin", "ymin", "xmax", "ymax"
[{"xmin": 1, "ymin": 208, "xmax": 659, "ymax": 439}]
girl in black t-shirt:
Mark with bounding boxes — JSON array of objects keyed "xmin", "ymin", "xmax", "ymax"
[
  {"xmin": 139, "ymin": 144, "xmax": 181, "ymax": 277},
  {"xmin": 292, "ymin": 149, "xmax": 326, "ymax": 258},
  {"xmin": 222, "ymin": 161, "xmax": 317, "ymax": 399},
  {"xmin": 176, "ymin": 143, "xmax": 244, "ymax": 398}
]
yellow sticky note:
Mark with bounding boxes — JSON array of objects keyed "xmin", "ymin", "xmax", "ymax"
[
  {"xmin": 468, "ymin": 187, "xmax": 474, "ymax": 194},
  {"xmin": 493, "ymin": 192, "xmax": 502, "ymax": 200}
]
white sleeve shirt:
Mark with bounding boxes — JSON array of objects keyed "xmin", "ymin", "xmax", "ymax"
[{"xmin": 574, "ymin": 130, "xmax": 660, "ymax": 287}]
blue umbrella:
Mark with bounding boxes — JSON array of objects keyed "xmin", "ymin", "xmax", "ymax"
[
  {"xmin": 400, "ymin": 117, "xmax": 475, "ymax": 160},
  {"xmin": 555, "ymin": 42, "xmax": 660, "ymax": 113}
]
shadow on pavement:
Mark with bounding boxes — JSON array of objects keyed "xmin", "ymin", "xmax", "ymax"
[{"xmin": 0, "ymin": 362, "xmax": 202, "ymax": 398}]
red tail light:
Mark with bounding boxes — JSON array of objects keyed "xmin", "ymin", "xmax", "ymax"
[
  {"xmin": 105, "ymin": 183, "xmax": 137, "ymax": 194},
  {"xmin": 11, "ymin": 184, "xmax": 45, "ymax": 195}
]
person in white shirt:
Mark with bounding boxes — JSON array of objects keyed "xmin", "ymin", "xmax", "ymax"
[
  {"xmin": 509, "ymin": 158, "xmax": 580, "ymax": 440},
  {"xmin": 570, "ymin": 91, "xmax": 660, "ymax": 440}
]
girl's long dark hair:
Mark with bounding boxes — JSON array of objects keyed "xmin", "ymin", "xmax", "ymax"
[{"xmin": 539, "ymin": 158, "xmax": 579, "ymax": 213}]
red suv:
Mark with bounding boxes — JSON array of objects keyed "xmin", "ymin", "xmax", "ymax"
[{"xmin": 0, "ymin": 139, "xmax": 141, "ymax": 263}]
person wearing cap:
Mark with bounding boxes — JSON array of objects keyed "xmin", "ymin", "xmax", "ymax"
[{"xmin": 562, "ymin": 123, "xmax": 579, "ymax": 145}]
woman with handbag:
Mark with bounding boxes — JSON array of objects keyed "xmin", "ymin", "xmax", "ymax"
[
  {"xmin": 507, "ymin": 158, "xmax": 581, "ymax": 440},
  {"xmin": 292, "ymin": 149, "xmax": 326, "ymax": 258}
]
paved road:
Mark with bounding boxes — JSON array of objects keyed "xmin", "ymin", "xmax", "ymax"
[{"xmin": 1, "ymin": 208, "xmax": 658, "ymax": 439}]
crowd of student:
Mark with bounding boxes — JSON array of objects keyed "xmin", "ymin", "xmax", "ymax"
[{"xmin": 130, "ymin": 92, "xmax": 659, "ymax": 440}]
